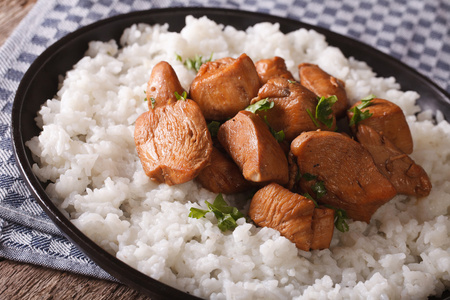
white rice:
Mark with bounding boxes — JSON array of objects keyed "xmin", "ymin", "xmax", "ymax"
[{"xmin": 26, "ymin": 16, "xmax": 450, "ymax": 299}]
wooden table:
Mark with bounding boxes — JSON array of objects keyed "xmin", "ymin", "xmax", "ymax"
[{"xmin": 0, "ymin": 0, "xmax": 149, "ymax": 298}]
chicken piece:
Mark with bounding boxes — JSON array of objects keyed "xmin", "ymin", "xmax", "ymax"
[
  {"xmin": 146, "ymin": 61, "xmax": 185, "ymax": 109},
  {"xmin": 310, "ymin": 206, "xmax": 335, "ymax": 250},
  {"xmin": 251, "ymin": 78, "xmax": 336, "ymax": 142},
  {"xmin": 218, "ymin": 110, "xmax": 289, "ymax": 185},
  {"xmin": 356, "ymin": 124, "xmax": 431, "ymax": 197},
  {"xmin": 291, "ymin": 130, "xmax": 397, "ymax": 223},
  {"xmin": 195, "ymin": 147, "xmax": 252, "ymax": 194},
  {"xmin": 298, "ymin": 63, "xmax": 348, "ymax": 118},
  {"xmin": 134, "ymin": 99, "xmax": 213, "ymax": 185},
  {"xmin": 189, "ymin": 53, "xmax": 261, "ymax": 120},
  {"xmin": 348, "ymin": 98, "xmax": 413, "ymax": 154},
  {"xmin": 255, "ymin": 56, "xmax": 295, "ymax": 84},
  {"xmin": 249, "ymin": 183, "xmax": 315, "ymax": 251}
]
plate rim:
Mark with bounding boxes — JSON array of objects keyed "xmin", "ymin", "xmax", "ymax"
[{"xmin": 10, "ymin": 6, "xmax": 450, "ymax": 300}]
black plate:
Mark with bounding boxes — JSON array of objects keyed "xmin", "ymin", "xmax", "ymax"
[{"xmin": 11, "ymin": 7, "xmax": 450, "ymax": 300}]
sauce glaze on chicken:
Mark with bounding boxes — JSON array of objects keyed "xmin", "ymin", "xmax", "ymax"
[{"xmin": 134, "ymin": 54, "xmax": 432, "ymax": 251}]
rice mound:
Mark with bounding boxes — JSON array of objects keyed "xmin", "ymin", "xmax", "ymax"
[{"xmin": 27, "ymin": 16, "xmax": 450, "ymax": 299}]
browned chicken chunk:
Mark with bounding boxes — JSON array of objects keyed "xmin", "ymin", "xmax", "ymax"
[
  {"xmin": 134, "ymin": 99, "xmax": 213, "ymax": 185},
  {"xmin": 298, "ymin": 63, "xmax": 348, "ymax": 118},
  {"xmin": 189, "ymin": 53, "xmax": 261, "ymax": 120},
  {"xmin": 291, "ymin": 130, "xmax": 397, "ymax": 223},
  {"xmin": 356, "ymin": 124, "xmax": 431, "ymax": 197},
  {"xmin": 146, "ymin": 61, "xmax": 185, "ymax": 109},
  {"xmin": 249, "ymin": 183, "xmax": 316, "ymax": 251},
  {"xmin": 195, "ymin": 147, "xmax": 252, "ymax": 194},
  {"xmin": 348, "ymin": 98, "xmax": 414, "ymax": 154},
  {"xmin": 310, "ymin": 206, "xmax": 335, "ymax": 250},
  {"xmin": 255, "ymin": 56, "xmax": 295, "ymax": 84},
  {"xmin": 251, "ymin": 78, "xmax": 336, "ymax": 142},
  {"xmin": 218, "ymin": 110, "xmax": 289, "ymax": 185}
]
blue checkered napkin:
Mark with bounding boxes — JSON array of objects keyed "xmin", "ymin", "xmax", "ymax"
[
  {"xmin": 286, "ymin": 0, "xmax": 450, "ymax": 93},
  {"xmin": 0, "ymin": 218, "xmax": 115, "ymax": 280},
  {"xmin": 0, "ymin": 0, "xmax": 449, "ymax": 280}
]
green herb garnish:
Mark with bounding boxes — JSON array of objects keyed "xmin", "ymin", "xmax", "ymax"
[
  {"xmin": 244, "ymin": 98, "xmax": 283, "ymax": 142},
  {"xmin": 306, "ymin": 95, "xmax": 337, "ymax": 128},
  {"xmin": 144, "ymin": 90, "xmax": 156, "ymax": 109},
  {"xmin": 263, "ymin": 116, "xmax": 285, "ymax": 142},
  {"xmin": 207, "ymin": 121, "xmax": 221, "ymax": 137},
  {"xmin": 316, "ymin": 95, "xmax": 338, "ymax": 128},
  {"xmin": 301, "ymin": 173, "xmax": 326, "ymax": 199},
  {"xmin": 306, "ymin": 193, "xmax": 349, "ymax": 232},
  {"xmin": 174, "ymin": 91, "xmax": 188, "ymax": 101},
  {"xmin": 348, "ymin": 95, "xmax": 375, "ymax": 126},
  {"xmin": 303, "ymin": 176, "xmax": 349, "ymax": 232},
  {"xmin": 245, "ymin": 98, "xmax": 274, "ymax": 113},
  {"xmin": 150, "ymin": 97, "xmax": 156, "ymax": 109},
  {"xmin": 348, "ymin": 107, "xmax": 372, "ymax": 126},
  {"xmin": 176, "ymin": 53, "xmax": 213, "ymax": 72},
  {"xmin": 360, "ymin": 94, "xmax": 376, "ymax": 103},
  {"xmin": 311, "ymin": 180, "xmax": 327, "ymax": 199},
  {"xmin": 334, "ymin": 208, "xmax": 349, "ymax": 232},
  {"xmin": 303, "ymin": 192, "xmax": 319, "ymax": 207},
  {"xmin": 306, "ymin": 108, "xmax": 321, "ymax": 127},
  {"xmin": 324, "ymin": 204, "xmax": 349, "ymax": 232},
  {"xmin": 302, "ymin": 173, "xmax": 317, "ymax": 181},
  {"xmin": 189, "ymin": 194, "xmax": 244, "ymax": 232}
]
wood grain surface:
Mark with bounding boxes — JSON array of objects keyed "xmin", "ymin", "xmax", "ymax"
[
  {"xmin": 0, "ymin": 260, "xmax": 149, "ymax": 300},
  {"xmin": 0, "ymin": 0, "xmax": 151, "ymax": 299},
  {"xmin": 0, "ymin": 0, "xmax": 36, "ymax": 46}
]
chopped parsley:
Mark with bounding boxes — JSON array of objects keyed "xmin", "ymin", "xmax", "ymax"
[
  {"xmin": 316, "ymin": 95, "xmax": 338, "ymax": 128},
  {"xmin": 244, "ymin": 98, "xmax": 284, "ymax": 142},
  {"xmin": 207, "ymin": 121, "xmax": 221, "ymax": 137},
  {"xmin": 360, "ymin": 94, "xmax": 376, "ymax": 103},
  {"xmin": 348, "ymin": 94, "xmax": 375, "ymax": 126},
  {"xmin": 149, "ymin": 97, "xmax": 156, "ymax": 109},
  {"xmin": 263, "ymin": 116, "xmax": 285, "ymax": 142},
  {"xmin": 334, "ymin": 208, "xmax": 349, "ymax": 232},
  {"xmin": 144, "ymin": 90, "xmax": 156, "ymax": 109},
  {"xmin": 245, "ymin": 98, "xmax": 274, "ymax": 113},
  {"xmin": 174, "ymin": 91, "xmax": 188, "ymax": 101},
  {"xmin": 303, "ymin": 192, "xmax": 319, "ymax": 207},
  {"xmin": 302, "ymin": 173, "xmax": 349, "ymax": 232},
  {"xmin": 306, "ymin": 108, "xmax": 320, "ymax": 127},
  {"xmin": 311, "ymin": 180, "xmax": 327, "ymax": 199},
  {"xmin": 302, "ymin": 172, "xmax": 317, "ymax": 181},
  {"xmin": 189, "ymin": 194, "xmax": 244, "ymax": 232},
  {"xmin": 307, "ymin": 95, "xmax": 338, "ymax": 129},
  {"xmin": 301, "ymin": 173, "xmax": 327, "ymax": 199},
  {"xmin": 324, "ymin": 204, "xmax": 350, "ymax": 232},
  {"xmin": 176, "ymin": 53, "xmax": 213, "ymax": 72}
]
